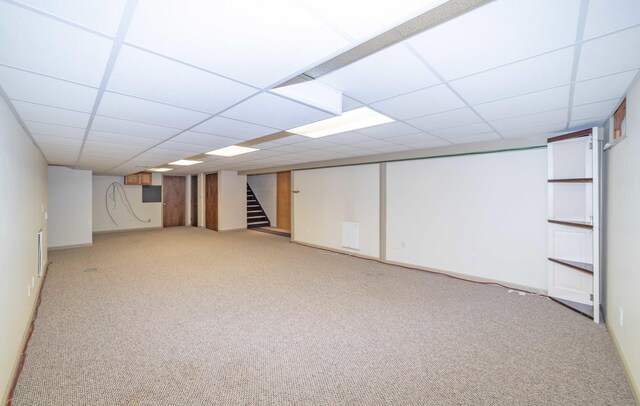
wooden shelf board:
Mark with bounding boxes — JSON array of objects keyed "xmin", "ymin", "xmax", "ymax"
[
  {"xmin": 547, "ymin": 129, "xmax": 592, "ymax": 143},
  {"xmin": 550, "ymin": 297, "xmax": 594, "ymax": 319},
  {"xmin": 548, "ymin": 219, "xmax": 593, "ymax": 230},
  {"xmin": 548, "ymin": 258, "xmax": 593, "ymax": 275},
  {"xmin": 548, "ymin": 178, "xmax": 593, "ymax": 183}
]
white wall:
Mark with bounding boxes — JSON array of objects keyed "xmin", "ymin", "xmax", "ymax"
[
  {"xmin": 248, "ymin": 174, "xmax": 277, "ymax": 225},
  {"xmin": 92, "ymin": 173, "xmax": 162, "ymax": 232},
  {"xmin": 218, "ymin": 171, "xmax": 247, "ymax": 231},
  {"xmin": 48, "ymin": 166, "xmax": 92, "ymax": 248},
  {"xmin": 605, "ymin": 78, "xmax": 640, "ymax": 397},
  {"xmin": 0, "ymin": 98, "xmax": 48, "ymax": 402},
  {"xmin": 293, "ymin": 164, "xmax": 380, "ymax": 257},
  {"xmin": 386, "ymin": 149, "xmax": 548, "ymax": 291}
]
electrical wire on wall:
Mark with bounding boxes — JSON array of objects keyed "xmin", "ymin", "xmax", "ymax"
[{"xmin": 105, "ymin": 182, "xmax": 151, "ymax": 226}]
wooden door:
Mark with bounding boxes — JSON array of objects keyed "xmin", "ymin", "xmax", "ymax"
[
  {"xmin": 163, "ymin": 176, "xmax": 186, "ymax": 227},
  {"xmin": 191, "ymin": 175, "xmax": 198, "ymax": 226},
  {"xmin": 205, "ymin": 173, "xmax": 218, "ymax": 231},
  {"xmin": 277, "ymin": 171, "xmax": 291, "ymax": 231}
]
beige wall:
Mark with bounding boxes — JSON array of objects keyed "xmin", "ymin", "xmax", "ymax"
[
  {"xmin": 92, "ymin": 173, "xmax": 162, "ymax": 232},
  {"xmin": 293, "ymin": 164, "xmax": 380, "ymax": 257},
  {"xmin": 605, "ymin": 77, "xmax": 640, "ymax": 397},
  {"xmin": 218, "ymin": 171, "xmax": 247, "ymax": 231},
  {"xmin": 386, "ymin": 148, "xmax": 548, "ymax": 291},
  {"xmin": 0, "ymin": 97, "xmax": 48, "ymax": 401},
  {"xmin": 48, "ymin": 166, "xmax": 92, "ymax": 248}
]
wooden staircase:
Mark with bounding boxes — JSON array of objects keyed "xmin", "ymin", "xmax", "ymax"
[{"xmin": 247, "ymin": 184, "xmax": 270, "ymax": 229}]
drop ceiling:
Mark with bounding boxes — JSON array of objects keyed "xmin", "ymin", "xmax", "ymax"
[{"xmin": 0, "ymin": 0, "xmax": 638, "ymax": 176}]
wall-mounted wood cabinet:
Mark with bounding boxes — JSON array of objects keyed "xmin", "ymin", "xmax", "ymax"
[{"xmin": 124, "ymin": 172, "xmax": 152, "ymax": 185}]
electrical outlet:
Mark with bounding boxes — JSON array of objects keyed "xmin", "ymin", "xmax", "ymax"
[
  {"xmin": 619, "ymin": 308, "xmax": 624, "ymax": 327},
  {"xmin": 44, "ymin": 212, "xmax": 48, "ymax": 220},
  {"xmin": 31, "ymin": 276, "xmax": 35, "ymax": 288},
  {"xmin": 471, "ymin": 255, "xmax": 478, "ymax": 264},
  {"xmin": 27, "ymin": 284, "xmax": 31, "ymax": 297}
]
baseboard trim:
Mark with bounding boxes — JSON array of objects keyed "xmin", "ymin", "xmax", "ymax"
[
  {"xmin": 2, "ymin": 261, "xmax": 50, "ymax": 405},
  {"xmin": 606, "ymin": 322, "xmax": 640, "ymax": 404},
  {"xmin": 292, "ymin": 240, "xmax": 381, "ymax": 261},
  {"xmin": 92, "ymin": 226, "xmax": 163, "ymax": 235},
  {"xmin": 292, "ymin": 240, "xmax": 547, "ymax": 296},
  {"xmin": 48, "ymin": 242, "xmax": 92, "ymax": 250}
]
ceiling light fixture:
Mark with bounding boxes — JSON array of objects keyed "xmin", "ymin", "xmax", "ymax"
[
  {"xmin": 169, "ymin": 159, "xmax": 204, "ymax": 166},
  {"xmin": 287, "ymin": 107, "xmax": 394, "ymax": 138},
  {"xmin": 206, "ymin": 145, "xmax": 259, "ymax": 157},
  {"xmin": 148, "ymin": 168, "xmax": 173, "ymax": 172}
]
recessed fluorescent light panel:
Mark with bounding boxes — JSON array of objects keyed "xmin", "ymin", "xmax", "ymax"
[
  {"xmin": 169, "ymin": 159, "xmax": 204, "ymax": 166},
  {"xmin": 287, "ymin": 107, "xmax": 394, "ymax": 138},
  {"xmin": 206, "ymin": 145, "xmax": 258, "ymax": 157},
  {"xmin": 148, "ymin": 168, "xmax": 173, "ymax": 172}
]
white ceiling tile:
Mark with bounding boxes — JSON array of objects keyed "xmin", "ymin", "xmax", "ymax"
[
  {"xmin": 387, "ymin": 132, "xmax": 442, "ymax": 146},
  {"xmin": 577, "ymin": 26, "xmax": 640, "ymax": 81},
  {"xmin": 266, "ymin": 144, "xmax": 309, "ymax": 154},
  {"xmin": 24, "ymin": 121, "xmax": 85, "ymax": 138},
  {"xmin": 407, "ymin": 0, "xmax": 581, "ymax": 80},
  {"xmin": 571, "ymin": 99, "xmax": 620, "ymax": 121},
  {"xmin": 500, "ymin": 123, "xmax": 567, "ymax": 139},
  {"xmin": 13, "ymin": 101, "xmax": 90, "ymax": 127},
  {"xmin": 97, "ymin": 92, "xmax": 209, "ymax": 129},
  {"xmin": 343, "ymin": 96, "xmax": 363, "ymax": 111},
  {"xmin": 315, "ymin": 144, "xmax": 364, "ymax": 154},
  {"xmin": 450, "ymin": 48, "xmax": 574, "ymax": 105},
  {"xmin": 126, "ymin": 0, "xmax": 349, "ymax": 88},
  {"xmin": 569, "ymin": 117, "xmax": 608, "ymax": 130},
  {"xmin": 0, "ymin": 3, "xmax": 112, "ymax": 86},
  {"xmin": 445, "ymin": 132, "xmax": 501, "ymax": 145},
  {"xmin": 247, "ymin": 141, "xmax": 281, "ymax": 150},
  {"xmin": 583, "ymin": 0, "xmax": 640, "ymax": 40},
  {"xmin": 170, "ymin": 131, "xmax": 241, "ymax": 148},
  {"xmin": 573, "ymin": 70, "xmax": 638, "ymax": 105},
  {"xmin": 352, "ymin": 139, "xmax": 403, "ymax": 150},
  {"xmin": 136, "ymin": 149, "xmax": 189, "ymax": 161},
  {"xmin": 155, "ymin": 141, "xmax": 211, "ymax": 154},
  {"xmin": 191, "ymin": 116, "xmax": 278, "ymax": 139},
  {"xmin": 0, "ymin": 66, "xmax": 98, "ymax": 112},
  {"xmin": 321, "ymin": 132, "xmax": 375, "ymax": 145},
  {"xmin": 491, "ymin": 109, "xmax": 568, "ymax": 131},
  {"xmin": 108, "ymin": 46, "xmax": 257, "ymax": 114},
  {"xmin": 318, "ymin": 43, "xmax": 439, "ymax": 104},
  {"xmin": 356, "ymin": 121, "xmax": 420, "ymax": 139},
  {"xmin": 16, "ymin": 0, "xmax": 128, "ymax": 36},
  {"xmin": 91, "ymin": 116, "xmax": 179, "ymax": 139},
  {"xmin": 271, "ymin": 135, "xmax": 311, "ymax": 145},
  {"xmin": 86, "ymin": 130, "xmax": 161, "ymax": 146},
  {"xmin": 221, "ymin": 93, "xmax": 332, "ymax": 130},
  {"xmin": 300, "ymin": 0, "xmax": 440, "ymax": 40},
  {"xmin": 32, "ymin": 134, "xmax": 83, "ymax": 147},
  {"xmin": 371, "ymin": 85, "xmax": 465, "ymax": 120},
  {"xmin": 473, "ymin": 86, "xmax": 571, "ymax": 121},
  {"xmin": 431, "ymin": 123, "xmax": 495, "ymax": 138},
  {"xmin": 43, "ymin": 151, "xmax": 78, "ymax": 164},
  {"xmin": 367, "ymin": 143, "xmax": 412, "ymax": 154},
  {"xmin": 406, "ymin": 108, "xmax": 483, "ymax": 132},
  {"xmin": 83, "ymin": 141, "xmax": 147, "ymax": 154},
  {"xmin": 37, "ymin": 142, "xmax": 80, "ymax": 153}
]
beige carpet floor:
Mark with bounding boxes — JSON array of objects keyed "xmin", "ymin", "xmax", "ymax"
[{"xmin": 11, "ymin": 227, "xmax": 635, "ymax": 405}]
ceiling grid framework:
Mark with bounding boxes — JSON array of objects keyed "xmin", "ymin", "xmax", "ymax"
[{"xmin": 0, "ymin": 0, "xmax": 639, "ymax": 175}]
